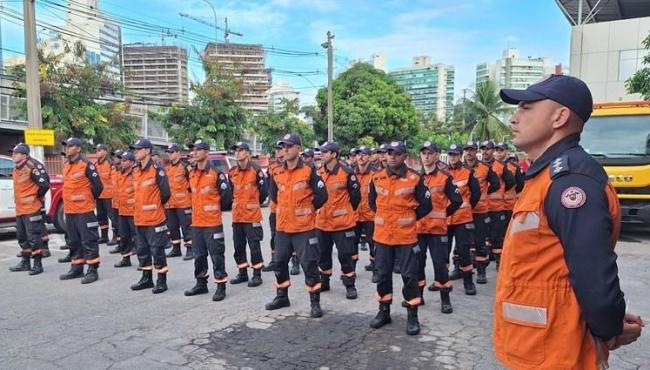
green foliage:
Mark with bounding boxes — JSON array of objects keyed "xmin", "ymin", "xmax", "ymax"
[
  {"xmin": 462, "ymin": 80, "xmax": 512, "ymax": 142},
  {"xmin": 626, "ymin": 32, "xmax": 650, "ymax": 99},
  {"xmin": 10, "ymin": 42, "xmax": 137, "ymax": 149},
  {"xmin": 313, "ymin": 63, "xmax": 419, "ymax": 151},
  {"xmin": 251, "ymin": 98, "xmax": 315, "ymax": 154},
  {"xmin": 153, "ymin": 62, "xmax": 248, "ymax": 150},
  {"xmin": 410, "ymin": 122, "xmax": 469, "ymax": 156}
]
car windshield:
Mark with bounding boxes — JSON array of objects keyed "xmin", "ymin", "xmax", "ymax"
[
  {"xmin": 581, "ymin": 115, "xmax": 650, "ymax": 157},
  {"xmin": 210, "ymin": 159, "xmax": 229, "ymax": 173}
]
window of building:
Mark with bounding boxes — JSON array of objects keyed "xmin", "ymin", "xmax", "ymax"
[{"xmin": 619, "ymin": 49, "xmax": 648, "ymax": 81}]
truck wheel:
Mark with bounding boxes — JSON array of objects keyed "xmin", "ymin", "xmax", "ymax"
[{"xmin": 54, "ymin": 202, "xmax": 66, "ymax": 233}]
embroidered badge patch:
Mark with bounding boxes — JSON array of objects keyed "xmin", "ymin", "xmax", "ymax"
[{"xmin": 561, "ymin": 186, "xmax": 587, "ymax": 209}]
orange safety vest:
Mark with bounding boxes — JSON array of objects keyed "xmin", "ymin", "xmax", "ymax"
[
  {"xmin": 417, "ymin": 168, "xmax": 450, "ymax": 235},
  {"xmin": 448, "ymin": 165, "xmax": 474, "ymax": 225},
  {"xmin": 117, "ymin": 168, "xmax": 135, "ymax": 216},
  {"xmin": 133, "ymin": 161, "xmax": 166, "ymax": 226},
  {"xmin": 165, "ymin": 160, "xmax": 192, "ymax": 209},
  {"xmin": 504, "ymin": 162, "xmax": 518, "ymax": 210},
  {"xmin": 355, "ymin": 164, "xmax": 376, "ymax": 222},
  {"xmin": 466, "ymin": 161, "xmax": 490, "ymax": 214},
  {"xmin": 13, "ymin": 159, "xmax": 44, "ymax": 216},
  {"xmin": 268, "ymin": 162, "xmax": 282, "ymax": 214},
  {"xmin": 229, "ymin": 163, "xmax": 263, "ymax": 223},
  {"xmin": 63, "ymin": 158, "xmax": 97, "ymax": 214},
  {"xmin": 275, "ymin": 162, "xmax": 318, "ymax": 233},
  {"xmin": 372, "ymin": 167, "xmax": 421, "ymax": 246},
  {"xmin": 316, "ymin": 162, "xmax": 356, "ymax": 231},
  {"xmin": 487, "ymin": 160, "xmax": 507, "ymax": 212},
  {"xmin": 110, "ymin": 164, "xmax": 121, "ymax": 209},
  {"xmin": 494, "ymin": 166, "xmax": 621, "ymax": 370},
  {"xmin": 95, "ymin": 158, "xmax": 114, "ymax": 199},
  {"xmin": 189, "ymin": 164, "xmax": 224, "ymax": 227}
]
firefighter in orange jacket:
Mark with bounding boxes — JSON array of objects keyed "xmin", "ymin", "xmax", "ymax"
[
  {"xmin": 183, "ymin": 139, "xmax": 233, "ymax": 301},
  {"xmin": 59, "ymin": 138, "xmax": 104, "ymax": 284},
  {"xmin": 228, "ymin": 142, "xmax": 268, "ymax": 288},
  {"xmin": 94, "ymin": 144, "xmax": 117, "ymax": 245},
  {"xmin": 316, "ymin": 141, "xmax": 361, "ymax": 299},
  {"xmin": 495, "ymin": 142, "xmax": 525, "ymax": 226},
  {"xmin": 494, "ymin": 74, "xmax": 645, "ymax": 369},
  {"xmin": 9, "ymin": 143, "xmax": 50, "ymax": 275},
  {"xmin": 262, "ymin": 141, "xmax": 286, "ymax": 272},
  {"xmin": 460, "ymin": 140, "xmax": 499, "ymax": 283},
  {"xmin": 265, "ymin": 133, "xmax": 328, "ymax": 318},
  {"xmin": 444, "ymin": 143, "xmax": 482, "ymax": 294},
  {"xmin": 416, "ymin": 141, "xmax": 462, "ymax": 314},
  {"xmin": 107, "ymin": 149, "xmax": 124, "ymax": 252},
  {"xmin": 355, "ymin": 146, "xmax": 379, "ymax": 282},
  {"xmin": 481, "ymin": 140, "xmax": 515, "ymax": 270},
  {"xmin": 368, "ymin": 141, "xmax": 432, "ymax": 335},
  {"xmin": 114, "ymin": 151, "xmax": 137, "ymax": 268},
  {"xmin": 130, "ymin": 138, "xmax": 172, "ymax": 294},
  {"xmin": 164, "ymin": 144, "xmax": 194, "ymax": 260}
]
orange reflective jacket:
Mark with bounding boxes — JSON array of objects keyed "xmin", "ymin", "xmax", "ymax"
[
  {"xmin": 165, "ymin": 160, "xmax": 192, "ymax": 209},
  {"xmin": 13, "ymin": 158, "xmax": 49, "ymax": 216},
  {"xmin": 487, "ymin": 160, "xmax": 507, "ymax": 212},
  {"xmin": 133, "ymin": 160, "xmax": 169, "ymax": 226},
  {"xmin": 316, "ymin": 161, "xmax": 359, "ymax": 231},
  {"xmin": 417, "ymin": 167, "xmax": 451, "ymax": 235},
  {"xmin": 466, "ymin": 161, "xmax": 491, "ymax": 214},
  {"xmin": 447, "ymin": 165, "xmax": 474, "ymax": 225},
  {"xmin": 63, "ymin": 157, "xmax": 102, "ymax": 214},
  {"xmin": 117, "ymin": 168, "xmax": 135, "ymax": 216},
  {"xmin": 190, "ymin": 163, "xmax": 232, "ymax": 227},
  {"xmin": 95, "ymin": 157, "xmax": 114, "ymax": 199},
  {"xmin": 504, "ymin": 162, "xmax": 518, "ymax": 210},
  {"xmin": 355, "ymin": 164, "xmax": 377, "ymax": 222},
  {"xmin": 110, "ymin": 164, "xmax": 121, "ymax": 209},
  {"xmin": 229, "ymin": 162, "xmax": 267, "ymax": 223},
  {"xmin": 268, "ymin": 162, "xmax": 282, "ymax": 214}
]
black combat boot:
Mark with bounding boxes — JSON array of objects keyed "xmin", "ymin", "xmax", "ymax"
[
  {"xmin": 342, "ymin": 275, "xmax": 357, "ymax": 300},
  {"xmin": 60, "ymin": 264, "xmax": 84, "ymax": 280},
  {"xmin": 406, "ymin": 305, "xmax": 421, "ymax": 335},
  {"xmin": 98, "ymin": 228, "xmax": 109, "ymax": 244},
  {"xmin": 29, "ymin": 255, "xmax": 43, "ymax": 275},
  {"xmin": 230, "ymin": 268, "xmax": 249, "ymax": 284},
  {"xmin": 265, "ymin": 288, "xmax": 290, "ymax": 310},
  {"xmin": 41, "ymin": 245, "xmax": 51, "ymax": 258},
  {"xmin": 462, "ymin": 271, "xmax": 477, "ymax": 296},
  {"xmin": 371, "ymin": 270, "xmax": 379, "ymax": 284},
  {"xmin": 262, "ymin": 256, "xmax": 276, "ymax": 272},
  {"xmin": 184, "ymin": 277, "xmax": 209, "ymax": 296},
  {"xmin": 131, "ymin": 270, "xmax": 154, "ymax": 290},
  {"xmin": 81, "ymin": 264, "xmax": 99, "ymax": 284},
  {"xmin": 309, "ymin": 292, "xmax": 323, "ymax": 318},
  {"xmin": 114, "ymin": 257, "xmax": 132, "ymax": 268},
  {"xmin": 289, "ymin": 255, "xmax": 300, "ymax": 275},
  {"xmin": 427, "ymin": 282, "xmax": 440, "ymax": 291},
  {"xmin": 364, "ymin": 260, "xmax": 375, "ymax": 272},
  {"xmin": 152, "ymin": 273, "xmax": 168, "ymax": 294},
  {"xmin": 449, "ymin": 262, "xmax": 461, "ymax": 280},
  {"xmin": 166, "ymin": 244, "xmax": 182, "ymax": 258},
  {"xmin": 9, "ymin": 256, "xmax": 31, "ymax": 272},
  {"xmin": 248, "ymin": 269, "xmax": 263, "ymax": 287},
  {"xmin": 58, "ymin": 253, "xmax": 72, "ymax": 263},
  {"xmin": 107, "ymin": 234, "xmax": 119, "ymax": 246},
  {"xmin": 440, "ymin": 290, "xmax": 453, "ymax": 314},
  {"xmin": 320, "ymin": 273, "xmax": 331, "ymax": 292},
  {"xmin": 182, "ymin": 246, "xmax": 194, "ymax": 261},
  {"xmin": 212, "ymin": 282, "xmax": 226, "ymax": 301},
  {"xmin": 476, "ymin": 263, "xmax": 487, "ymax": 284},
  {"xmin": 369, "ymin": 303, "xmax": 391, "ymax": 329}
]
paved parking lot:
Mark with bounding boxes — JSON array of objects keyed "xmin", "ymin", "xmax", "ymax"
[{"xmin": 0, "ymin": 211, "xmax": 648, "ymax": 369}]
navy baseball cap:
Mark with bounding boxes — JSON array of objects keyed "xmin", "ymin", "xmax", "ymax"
[
  {"xmin": 301, "ymin": 149, "xmax": 315, "ymax": 158},
  {"xmin": 350, "ymin": 147, "xmax": 357, "ymax": 155},
  {"xmin": 463, "ymin": 140, "xmax": 478, "ymax": 150},
  {"xmin": 319, "ymin": 141, "xmax": 340, "ymax": 153},
  {"xmin": 279, "ymin": 133, "xmax": 302, "ymax": 146},
  {"xmin": 356, "ymin": 145, "xmax": 371, "ymax": 155},
  {"xmin": 448, "ymin": 143, "xmax": 463, "ymax": 155},
  {"xmin": 480, "ymin": 140, "xmax": 495, "ymax": 150},
  {"xmin": 274, "ymin": 141, "xmax": 283, "ymax": 150},
  {"xmin": 189, "ymin": 139, "xmax": 210, "ymax": 150},
  {"xmin": 500, "ymin": 74, "xmax": 593, "ymax": 122},
  {"xmin": 62, "ymin": 137, "xmax": 83, "ymax": 147},
  {"xmin": 496, "ymin": 142, "xmax": 509, "ymax": 151},
  {"xmin": 121, "ymin": 151, "xmax": 136, "ymax": 161},
  {"xmin": 377, "ymin": 143, "xmax": 389, "ymax": 153},
  {"xmin": 231, "ymin": 141, "xmax": 250, "ymax": 151},
  {"xmin": 165, "ymin": 143, "xmax": 181, "ymax": 153},
  {"xmin": 387, "ymin": 141, "xmax": 407, "ymax": 154},
  {"xmin": 130, "ymin": 138, "xmax": 153, "ymax": 150},
  {"xmin": 112, "ymin": 149, "xmax": 125, "ymax": 157},
  {"xmin": 95, "ymin": 144, "xmax": 108, "ymax": 151},
  {"xmin": 11, "ymin": 143, "xmax": 30, "ymax": 154},
  {"xmin": 420, "ymin": 141, "xmax": 439, "ymax": 153}
]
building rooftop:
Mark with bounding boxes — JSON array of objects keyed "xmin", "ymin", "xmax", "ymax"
[{"xmin": 556, "ymin": 0, "xmax": 650, "ymax": 25}]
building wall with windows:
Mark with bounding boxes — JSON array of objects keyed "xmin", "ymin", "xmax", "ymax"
[
  {"xmin": 570, "ymin": 17, "xmax": 650, "ymax": 102},
  {"xmin": 476, "ymin": 49, "xmax": 553, "ymax": 90}
]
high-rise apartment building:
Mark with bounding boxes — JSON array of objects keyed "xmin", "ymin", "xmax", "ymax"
[
  {"xmin": 267, "ymin": 80, "xmax": 299, "ymax": 112},
  {"xmin": 476, "ymin": 49, "xmax": 554, "ymax": 89}
]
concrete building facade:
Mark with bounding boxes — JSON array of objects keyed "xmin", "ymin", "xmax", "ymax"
[
  {"xmin": 476, "ymin": 49, "xmax": 554, "ymax": 89},
  {"xmin": 267, "ymin": 80, "xmax": 299, "ymax": 112}
]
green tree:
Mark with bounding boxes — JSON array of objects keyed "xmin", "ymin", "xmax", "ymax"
[
  {"xmin": 463, "ymin": 80, "xmax": 512, "ymax": 142},
  {"xmin": 10, "ymin": 42, "xmax": 137, "ymax": 149},
  {"xmin": 154, "ymin": 61, "xmax": 248, "ymax": 150},
  {"xmin": 251, "ymin": 98, "xmax": 315, "ymax": 154},
  {"xmin": 626, "ymin": 32, "xmax": 650, "ymax": 99},
  {"xmin": 313, "ymin": 63, "xmax": 419, "ymax": 150}
]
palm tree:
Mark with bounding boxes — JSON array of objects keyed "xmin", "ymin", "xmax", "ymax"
[{"xmin": 463, "ymin": 80, "xmax": 513, "ymax": 142}]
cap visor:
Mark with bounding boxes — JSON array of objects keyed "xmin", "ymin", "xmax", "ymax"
[{"xmin": 499, "ymin": 89, "xmax": 546, "ymax": 105}]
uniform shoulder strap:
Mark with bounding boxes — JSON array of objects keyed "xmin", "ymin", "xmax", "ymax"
[{"xmin": 549, "ymin": 154, "xmax": 570, "ymax": 180}]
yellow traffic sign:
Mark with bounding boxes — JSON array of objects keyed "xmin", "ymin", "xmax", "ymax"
[{"xmin": 24, "ymin": 129, "xmax": 55, "ymax": 146}]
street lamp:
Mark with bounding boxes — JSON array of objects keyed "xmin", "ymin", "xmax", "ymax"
[{"xmin": 202, "ymin": 0, "xmax": 218, "ymax": 42}]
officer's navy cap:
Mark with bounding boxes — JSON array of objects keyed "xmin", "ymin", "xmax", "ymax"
[
  {"xmin": 349, "ymin": 147, "xmax": 357, "ymax": 155},
  {"xmin": 319, "ymin": 141, "xmax": 340, "ymax": 153},
  {"xmin": 112, "ymin": 149, "xmax": 125, "ymax": 157},
  {"xmin": 500, "ymin": 74, "xmax": 593, "ymax": 123},
  {"xmin": 95, "ymin": 144, "xmax": 108, "ymax": 151},
  {"xmin": 165, "ymin": 143, "xmax": 181, "ymax": 153},
  {"xmin": 386, "ymin": 141, "xmax": 407, "ymax": 154},
  {"xmin": 188, "ymin": 139, "xmax": 209, "ymax": 150},
  {"xmin": 480, "ymin": 140, "xmax": 495, "ymax": 150},
  {"xmin": 448, "ymin": 143, "xmax": 463, "ymax": 155},
  {"xmin": 377, "ymin": 144, "xmax": 389, "ymax": 153},
  {"xmin": 62, "ymin": 137, "xmax": 83, "ymax": 147},
  {"xmin": 121, "ymin": 151, "xmax": 136, "ymax": 161},
  {"xmin": 130, "ymin": 138, "xmax": 153, "ymax": 150},
  {"xmin": 275, "ymin": 141, "xmax": 284, "ymax": 150},
  {"xmin": 463, "ymin": 140, "xmax": 478, "ymax": 150},
  {"xmin": 370, "ymin": 147, "xmax": 378, "ymax": 154},
  {"xmin": 10, "ymin": 143, "xmax": 30, "ymax": 155},
  {"xmin": 152, "ymin": 150, "xmax": 161, "ymax": 156},
  {"xmin": 301, "ymin": 149, "xmax": 315, "ymax": 158},
  {"xmin": 231, "ymin": 141, "xmax": 250, "ymax": 151},
  {"xmin": 356, "ymin": 145, "xmax": 371, "ymax": 155},
  {"xmin": 420, "ymin": 141, "xmax": 439, "ymax": 153},
  {"xmin": 279, "ymin": 133, "xmax": 302, "ymax": 146},
  {"xmin": 496, "ymin": 142, "xmax": 509, "ymax": 151}
]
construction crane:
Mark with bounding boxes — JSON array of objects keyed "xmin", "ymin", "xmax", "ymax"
[{"xmin": 179, "ymin": 12, "xmax": 243, "ymax": 43}]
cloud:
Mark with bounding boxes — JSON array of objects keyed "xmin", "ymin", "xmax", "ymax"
[{"xmin": 269, "ymin": 0, "xmax": 342, "ymax": 12}]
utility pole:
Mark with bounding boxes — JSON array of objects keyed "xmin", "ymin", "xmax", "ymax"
[
  {"xmin": 322, "ymin": 31, "xmax": 334, "ymax": 141},
  {"xmin": 24, "ymin": 0, "xmax": 44, "ymax": 162}
]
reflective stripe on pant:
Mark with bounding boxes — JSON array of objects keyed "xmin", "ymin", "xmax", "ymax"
[
  {"xmin": 16, "ymin": 212, "xmax": 46, "ymax": 254},
  {"xmin": 375, "ymin": 243, "xmax": 421, "ymax": 305},
  {"xmin": 166, "ymin": 208, "xmax": 192, "ymax": 245},
  {"xmin": 472, "ymin": 213, "xmax": 490, "ymax": 263},
  {"xmin": 118, "ymin": 215, "xmax": 136, "ymax": 256},
  {"xmin": 192, "ymin": 226, "xmax": 227, "ymax": 282},
  {"xmin": 273, "ymin": 230, "xmax": 320, "ymax": 290},
  {"xmin": 317, "ymin": 228, "xmax": 356, "ymax": 277},
  {"xmin": 417, "ymin": 234, "xmax": 450, "ymax": 288},
  {"xmin": 488, "ymin": 211, "xmax": 506, "ymax": 255},
  {"xmin": 233, "ymin": 222, "xmax": 264, "ymax": 268},
  {"xmin": 448, "ymin": 222, "xmax": 474, "ymax": 269},
  {"xmin": 135, "ymin": 223, "xmax": 169, "ymax": 271},
  {"xmin": 66, "ymin": 212, "xmax": 100, "ymax": 264},
  {"xmin": 96, "ymin": 198, "xmax": 112, "ymax": 229}
]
